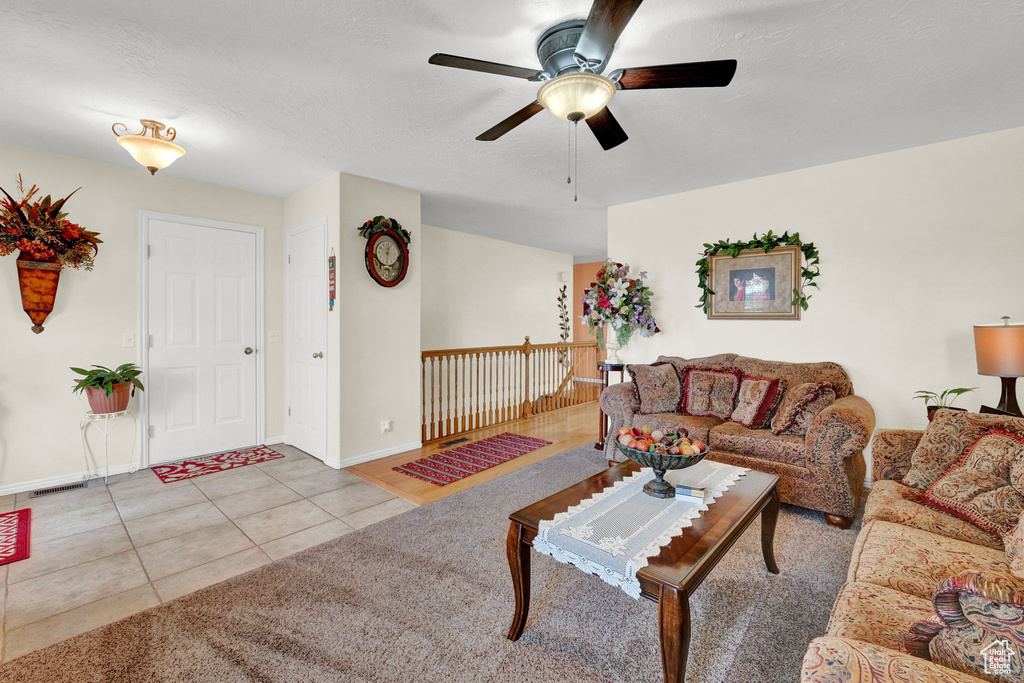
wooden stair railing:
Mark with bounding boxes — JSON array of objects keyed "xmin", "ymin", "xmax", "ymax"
[{"xmin": 422, "ymin": 337, "xmax": 600, "ymax": 444}]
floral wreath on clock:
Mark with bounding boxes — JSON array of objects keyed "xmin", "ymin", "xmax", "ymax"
[{"xmin": 357, "ymin": 215, "xmax": 412, "ymax": 244}]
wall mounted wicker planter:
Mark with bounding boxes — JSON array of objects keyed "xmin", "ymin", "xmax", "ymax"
[{"xmin": 15, "ymin": 255, "xmax": 62, "ymax": 334}]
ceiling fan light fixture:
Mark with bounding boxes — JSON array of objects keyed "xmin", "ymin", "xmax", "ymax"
[
  {"xmin": 112, "ymin": 119, "xmax": 185, "ymax": 175},
  {"xmin": 537, "ymin": 72, "xmax": 616, "ymax": 121}
]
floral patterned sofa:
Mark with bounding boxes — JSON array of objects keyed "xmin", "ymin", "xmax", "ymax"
[
  {"xmin": 802, "ymin": 415, "xmax": 1024, "ymax": 682},
  {"xmin": 600, "ymin": 353, "xmax": 874, "ymax": 528}
]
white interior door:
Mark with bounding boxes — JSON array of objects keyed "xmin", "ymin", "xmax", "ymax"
[
  {"xmin": 286, "ymin": 220, "xmax": 328, "ymax": 461},
  {"xmin": 146, "ymin": 218, "xmax": 260, "ymax": 464}
]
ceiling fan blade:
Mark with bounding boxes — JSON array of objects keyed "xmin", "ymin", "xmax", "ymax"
[
  {"xmin": 476, "ymin": 101, "xmax": 545, "ymax": 141},
  {"xmin": 615, "ymin": 60, "xmax": 737, "ymax": 90},
  {"xmin": 585, "ymin": 107, "xmax": 628, "ymax": 151},
  {"xmin": 575, "ymin": 0, "xmax": 644, "ymax": 66},
  {"xmin": 428, "ymin": 53, "xmax": 543, "ymax": 80}
]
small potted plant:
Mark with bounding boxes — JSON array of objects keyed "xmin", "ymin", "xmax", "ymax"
[
  {"xmin": 913, "ymin": 387, "xmax": 977, "ymax": 421},
  {"xmin": 71, "ymin": 364, "xmax": 145, "ymax": 414}
]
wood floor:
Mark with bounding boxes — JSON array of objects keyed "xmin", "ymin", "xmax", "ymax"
[{"xmin": 346, "ymin": 403, "xmax": 600, "ymax": 505}]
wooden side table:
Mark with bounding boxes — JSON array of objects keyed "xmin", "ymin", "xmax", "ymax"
[{"xmin": 594, "ymin": 361, "xmax": 627, "ymax": 450}]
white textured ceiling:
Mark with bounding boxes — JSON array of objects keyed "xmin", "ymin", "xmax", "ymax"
[{"xmin": 2, "ymin": 0, "xmax": 1024, "ymax": 261}]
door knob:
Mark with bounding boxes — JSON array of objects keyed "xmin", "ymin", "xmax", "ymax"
[
  {"xmin": 313, "ymin": 352, "xmax": 323, "ymax": 359},
  {"xmin": 244, "ymin": 347, "xmax": 254, "ymax": 355}
]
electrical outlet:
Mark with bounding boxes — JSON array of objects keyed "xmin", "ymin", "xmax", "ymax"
[
  {"xmin": 269, "ymin": 331, "xmax": 282, "ymax": 343},
  {"xmin": 380, "ymin": 419, "xmax": 393, "ymax": 434},
  {"xmin": 122, "ymin": 332, "xmax": 135, "ymax": 348}
]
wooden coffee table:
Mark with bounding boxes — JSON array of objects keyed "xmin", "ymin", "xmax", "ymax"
[{"xmin": 506, "ymin": 461, "xmax": 780, "ymax": 683}]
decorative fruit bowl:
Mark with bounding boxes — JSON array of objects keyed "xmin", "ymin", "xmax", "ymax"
[{"xmin": 614, "ymin": 427, "xmax": 710, "ymax": 499}]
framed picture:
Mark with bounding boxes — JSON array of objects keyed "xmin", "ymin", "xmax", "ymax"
[{"xmin": 707, "ymin": 244, "xmax": 802, "ymax": 320}]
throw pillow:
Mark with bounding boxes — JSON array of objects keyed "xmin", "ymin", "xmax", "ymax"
[
  {"xmin": 678, "ymin": 368, "xmax": 742, "ymax": 419},
  {"xmin": 1003, "ymin": 512, "xmax": 1024, "ymax": 579},
  {"xmin": 919, "ymin": 429, "xmax": 1024, "ymax": 536},
  {"xmin": 770, "ymin": 382, "xmax": 836, "ymax": 436},
  {"xmin": 903, "ymin": 410, "xmax": 1024, "ymax": 490},
  {"xmin": 730, "ymin": 376, "xmax": 784, "ymax": 429},
  {"xmin": 627, "ymin": 362, "xmax": 681, "ymax": 415}
]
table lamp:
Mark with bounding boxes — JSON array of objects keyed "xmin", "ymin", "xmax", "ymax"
[{"xmin": 974, "ymin": 316, "xmax": 1024, "ymax": 416}]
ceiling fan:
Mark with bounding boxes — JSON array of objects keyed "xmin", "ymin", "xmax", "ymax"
[{"xmin": 428, "ymin": 0, "xmax": 737, "ymax": 151}]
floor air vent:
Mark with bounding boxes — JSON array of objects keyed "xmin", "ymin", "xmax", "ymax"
[
  {"xmin": 29, "ymin": 482, "xmax": 88, "ymax": 499},
  {"xmin": 439, "ymin": 437, "xmax": 471, "ymax": 447}
]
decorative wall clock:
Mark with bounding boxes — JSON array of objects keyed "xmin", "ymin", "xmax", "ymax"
[{"xmin": 358, "ymin": 216, "xmax": 411, "ymax": 287}]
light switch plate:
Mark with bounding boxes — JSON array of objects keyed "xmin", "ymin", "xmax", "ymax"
[
  {"xmin": 122, "ymin": 333, "xmax": 135, "ymax": 348},
  {"xmin": 269, "ymin": 331, "xmax": 282, "ymax": 343}
]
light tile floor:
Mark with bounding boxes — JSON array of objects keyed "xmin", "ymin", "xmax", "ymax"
[{"xmin": 0, "ymin": 444, "xmax": 416, "ymax": 662}]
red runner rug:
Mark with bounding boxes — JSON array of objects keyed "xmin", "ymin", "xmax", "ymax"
[
  {"xmin": 0, "ymin": 509, "xmax": 31, "ymax": 566},
  {"xmin": 152, "ymin": 445, "xmax": 285, "ymax": 483},
  {"xmin": 393, "ymin": 433, "xmax": 552, "ymax": 486}
]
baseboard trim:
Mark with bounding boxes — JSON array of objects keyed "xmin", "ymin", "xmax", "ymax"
[
  {"xmin": 0, "ymin": 463, "xmax": 137, "ymax": 497},
  {"xmin": 328, "ymin": 441, "xmax": 422, "ymax": 470},
  {"xmin": 264, "ymin": 435, "xmax": 286, "ymax": 445}
]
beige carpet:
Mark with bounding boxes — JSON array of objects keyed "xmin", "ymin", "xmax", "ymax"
[{"xmin": 0, "ymin": 445, "xmax": 860, "ymax": 682}]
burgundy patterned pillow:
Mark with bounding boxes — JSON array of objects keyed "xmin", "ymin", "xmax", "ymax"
[
  {"xmin": 919, "ymin": 429, "xmax": 1024, "ymax": 536},
  {"xmin": 770, "ymin": 382, "xmax": 836, "ymax": 436},
  {"xmin": 627, "ymin": 362, "xmax": 681, "ymax": 415},
  {"xmin": 730, "ymin": 376, "xmax": 784, "ymax": 429},
  {"xmin": 903, "ymin": 410, "xmax": 1024, "ymax": 490},
  {"xmin": 679, "ymin": 368, "xmax": 742, "ymax": 419}
]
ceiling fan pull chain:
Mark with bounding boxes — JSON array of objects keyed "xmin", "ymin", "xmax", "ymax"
[
  {"xmin": 569, "ymin": 120, "xmax": 577, "ymax": 184},
  {"xmin": 574, "ymin": 120, "xmax": 579, "ymax": 202}
]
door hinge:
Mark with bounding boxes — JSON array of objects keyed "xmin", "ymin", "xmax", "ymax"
[
  {"xmin": 148, "ymin": 334, "xmax": 154, "ymax": 348},
  {"xmin": 288, "ymin": 407, "xmax": 291, "ymax": 416},
  {"xmin": 146, "ymin": 245, "xmax": 152, "ymax": 258},
  {"xmin": 288, "ymin": 254, "xmax": 291, "ymax": 264},
  {"xmin": 148, "ymin": 425, "xmax": 155, "ymax": 438}
]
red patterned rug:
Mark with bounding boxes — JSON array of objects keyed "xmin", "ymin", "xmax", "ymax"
[
  {"xmin": 0, "ymin": 509, "xmax": 31, "ymax": 566},
  {"xmin": 152, "ymin": 445, "xmax": 285, "ymax": 483},
  {"xmin": 393, "ymin": 433, "xmax": 552, "ymax": 486}
]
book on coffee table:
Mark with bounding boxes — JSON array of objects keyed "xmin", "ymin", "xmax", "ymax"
[
  {"xmin": 674, "ymin": 484, "xmax": 708, "ymax": 501},
  {"xmin": 665, "ymin": 465, "xmax": 718, "ymax": 501}
]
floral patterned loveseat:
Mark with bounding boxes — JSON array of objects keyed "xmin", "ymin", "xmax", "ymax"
[
  {"xmin": 600, "ymin": 353, "xmax": 874, "ymax": 528},
  {"xmin": 802, "ymin": 415, "xmax": 1024, "ymax": 682}
]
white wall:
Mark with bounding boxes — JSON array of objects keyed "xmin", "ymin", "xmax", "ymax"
[
  {"xmin": 608, "ymin": 126, "xmax": 1024, "ymax": 456},
  {"xmin": 420, "ymin": 224, "xmax": 574, "ymax": 350},
  {"xmin": 284, "ymin": 172, "xmax": 423, "ymax": 466},
  {"xmin": 337, "ymin": 174, "xmax": 421, "ymax": 463},
  {"xmin": 0, "ymin": 142, "xmax": 285, "ymax": 490}
]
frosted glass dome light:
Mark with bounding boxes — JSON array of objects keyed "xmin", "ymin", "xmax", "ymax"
[
  {"xmin": 537, "ymin": 73, "xmax": 616, "ymax": 121},
  {"xmin": 112, "ymin": 119, "xmax": 185, "ymax": 175}
]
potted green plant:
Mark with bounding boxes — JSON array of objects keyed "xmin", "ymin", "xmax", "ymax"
[
  {"xmin": 71, "ymin": 364, "xmax": 144, "ymax": 414},
  {"xmin": 913, "ymin": 387, "xmax": 976, "ymax": 421}
]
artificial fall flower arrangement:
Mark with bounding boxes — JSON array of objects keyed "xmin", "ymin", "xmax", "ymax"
[
  {"xmin": 0, "ymin": 175, "xmax": 101, "ymax": 269},
  {"xmin": 581, "ymin": 259, "xmax": 660, "ymax": 349}
]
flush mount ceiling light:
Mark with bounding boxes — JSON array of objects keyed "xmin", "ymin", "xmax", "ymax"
[
  {"xmin": 112, "ymin": 119, "xmax": 185, "ymax": 175},
  {"xmin": 536, "ymin": 72, "xmax": 616, "ymax": 122}
]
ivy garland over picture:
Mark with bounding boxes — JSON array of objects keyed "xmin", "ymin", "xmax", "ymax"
[
  {"xmin": 357, "ymin": 215, "xmax": 412, "ymax": 243},
  {"xmin": 695, "ymin": 231, "xmax": 820, "ymax": 313}
]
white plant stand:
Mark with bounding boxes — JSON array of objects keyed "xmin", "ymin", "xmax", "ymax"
[{"xmin": 80, "ymin": 409, "xmax": 138, "ymax": 485}]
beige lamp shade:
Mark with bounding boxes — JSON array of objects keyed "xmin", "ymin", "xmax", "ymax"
[
  {"xmin": 974, "ymin": 321, "xmax": 1024, "ymax": 377},
  {"xmin": 112, "ymin": 119, "xmax": 185, "ymax": 175},
  {"xmin": 537, "ymin": 73, "xmax": 616, "ymax": 121},
  {"xmin": 116, "ymin": 135, "xmax": 185, "ymax": 174}
]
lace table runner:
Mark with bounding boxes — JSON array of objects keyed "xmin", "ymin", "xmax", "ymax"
[{"xmin": 532, "ymin": 461, "xmax": 748, "ymax": 599}]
